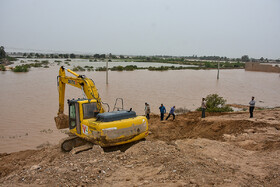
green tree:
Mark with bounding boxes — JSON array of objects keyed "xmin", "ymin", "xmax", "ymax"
[
  {"xmin": 70, "ymin": 53, "xmax": 76, "ymax": 58},
  {"xmin": 197, "ymin": 94, "xmax": 233, "ymax": 112},
  {"xmin": 0, "ymin": 46, "xmax": 6, "ymax": 59},
  {"xmin": 205, "ymin": 94, "xmax": 233, "ymax": 112},
  {"xmin": 241, "ymin": 55, "xmax": 250, "ymax": 62},
  {"xmin": 93, "ymin": 54, "xmax": 100, "ymax": 58}
]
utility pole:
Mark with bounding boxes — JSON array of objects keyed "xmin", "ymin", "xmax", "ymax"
[
  {"xmin": 217, "ymin": 61, "xmax": 220, "ymax": 79},
  {"xmin": 106, "ymin": 56, "xmax": 109, "ymax": 84}
]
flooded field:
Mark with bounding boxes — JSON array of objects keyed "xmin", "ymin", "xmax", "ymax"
[
  {"xmin": 1, "ymin": 62, "xmax": 280, "ymax": 153},
  {"xmin": 10, "ymin": 58, "xmax": 195, "ymax": 68}
]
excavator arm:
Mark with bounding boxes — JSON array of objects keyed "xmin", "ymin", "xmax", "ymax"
[{"xmin": 57, "ymin": 66, "xmax": 105, "ymax": 115}]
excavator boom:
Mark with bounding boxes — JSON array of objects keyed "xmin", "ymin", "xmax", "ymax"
[{"xmin": 57, "ymin": 66, "xmax": 104, "ymax": 115}]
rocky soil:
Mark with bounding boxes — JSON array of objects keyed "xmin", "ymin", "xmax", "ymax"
[{"xmin": 0, "ymin": 109, "xmax": 280, "ymax": 186}]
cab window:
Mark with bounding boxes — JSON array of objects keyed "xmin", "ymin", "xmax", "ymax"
[
  {"xmin": 83, "ymin": 102, "xmax": 98, "ymax": 119},
  {"xmin": 69, "ymin": 104, "xmax": 76, "ymax": 129}
]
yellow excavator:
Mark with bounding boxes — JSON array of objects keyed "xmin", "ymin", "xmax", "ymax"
[{"xmin": 55, "ymin": 66, "xmax": 148, "ymax": 152}]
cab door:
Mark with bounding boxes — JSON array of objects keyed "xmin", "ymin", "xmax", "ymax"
[{"xmin": 69, "ymin": 102, "xmax": 81, "ymax": 134}]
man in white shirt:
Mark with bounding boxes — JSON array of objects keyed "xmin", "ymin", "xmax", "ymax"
[
  {"xmin": 201, "ymin": 98, "xmax": 206, "ymax": 118},
  {"xmin": 144, "ymin": 103, "xmax": 151, "ymax": 120},
  {"xmin": 249, "ymin": 96, "xmax": 255, "ymax": 118}
]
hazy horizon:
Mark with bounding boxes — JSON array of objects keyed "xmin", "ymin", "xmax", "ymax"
[{"xmin": 1, "ymin": 0, "xmax": 279, "ymax": 59}]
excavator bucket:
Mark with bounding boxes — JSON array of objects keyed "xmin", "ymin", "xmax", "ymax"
[{"xmin": 54, "ymin": 113, "xmax": 69, "ymax": 129}]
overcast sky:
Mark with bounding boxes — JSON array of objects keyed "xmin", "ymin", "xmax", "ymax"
[{"xmin": 0, "ymin": 0, "xmax": 279, "ymax": 58}]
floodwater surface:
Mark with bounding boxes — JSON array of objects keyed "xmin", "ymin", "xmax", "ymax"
[{"xmin": 0, "ymin": 64, "xmax": 279, "ymax": 153}]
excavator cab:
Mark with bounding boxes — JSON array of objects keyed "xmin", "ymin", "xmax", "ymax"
[{"xmin": 68, "ymin": 99, "xmax": 99, "ymax": 132}]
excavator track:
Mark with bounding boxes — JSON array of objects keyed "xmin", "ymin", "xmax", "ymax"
[{"xmin": 59, "ymin": 136, "xmax": 89, "ymax": 152}]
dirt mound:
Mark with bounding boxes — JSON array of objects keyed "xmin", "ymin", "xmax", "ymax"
[
  {"xmin": 148, "ymin": 112, "xmax": 278, "ymax": 143},
  {"xmin": 0, "ymin": 109, "xmax": 280, "ymax": 186}
]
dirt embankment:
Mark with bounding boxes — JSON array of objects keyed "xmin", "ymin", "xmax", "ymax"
[{"xmin": 0, "ymin": 109, "xmax": 280, "ymax": 186}]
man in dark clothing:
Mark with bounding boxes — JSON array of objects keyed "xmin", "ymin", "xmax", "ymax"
[
  {"xmin": 249, "ymin": 96, "xmax": 255, "ymax": 118},
  {"xmin": 159, "ymin": 104, "xmax": 166, "ymax": 121},
  {"xmin": 144, "ymin": 102, "xmax": 151, "ymax": 120},
  {"xmin": 166, "ymin": 106, "xmax": 176, "ymax": 120}
]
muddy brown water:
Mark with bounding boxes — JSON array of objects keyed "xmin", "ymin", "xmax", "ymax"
[{"xmin": 0, "ymin": 65, "xmax": 279, "ymax": 153}]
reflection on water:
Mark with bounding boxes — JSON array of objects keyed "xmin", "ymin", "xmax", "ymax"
[{"xmin": 0, "ymin": 65, "xmax": 279, "ymax": 153}]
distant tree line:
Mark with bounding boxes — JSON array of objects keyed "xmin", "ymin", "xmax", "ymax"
[{"xmin": 7, "ymin": 49, "xmax": 279, "ymax": 63}]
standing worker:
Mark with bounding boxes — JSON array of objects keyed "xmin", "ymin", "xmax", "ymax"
[
  {"xmin": 249, "ymin": 96, "xmax": 255, "ymax": 118},
  {"xmin": 159, "ymin": 104, "xmax": 166, "ymax": 121},
  {"xmin": 166, "ymin": 106, "xmax": 176, "ymax": 120},
  {"xmin": 144, "ymin": 102, "xmax": 151, "ymax": 120},
  {"xmin": 201, "ymin": 98, "xmax": 206, "ymax": 118}
]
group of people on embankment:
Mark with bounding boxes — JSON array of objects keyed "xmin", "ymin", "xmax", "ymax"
[
  {"xmin": 144, "ymin": 96, "xmax": 256, "ymax": 121},
  {"xmin": 144, "ymin": 103, "xmax": 176, "ymax": 121}
]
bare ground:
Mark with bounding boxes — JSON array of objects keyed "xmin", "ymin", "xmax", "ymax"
[{"xmin": 0, "ymin": 109, "xmax": 280, "ymax": 186}]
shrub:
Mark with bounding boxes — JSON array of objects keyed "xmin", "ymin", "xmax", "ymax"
[
  {"xmin": 111, "ymin": 66, "xmax": 124, "ymax": 71},
  {"xmin": 12, "ymin": 65, "xmax": 30, "ymax": 72},
  {"xmin": 0, "ymin": 64, "xmax": 6, "ymax": 71},
  {"xmin": 124, "ymin": 65, "xmax": 137, "ymax": 71},
  {"xmin": 148, "ymin": 66, "xmax": 169, "ymax": 71},
  {"xmin": 85, "ymin": 66, "xmax": 94, "ymax": 71},
  {"xmin": 175, "ymin": 107, "xmax": 190, "ymax": 114},
  {"xmin": 30, "ymin": 63, "xmax": 42, "ymax": 68},
  {"xmin": 6, "ymin": 56, "xmax": 17, "ymax": 62},
  {"xmin": 72, "ymin": 66, "xmax": 85, "ymax": 71},
  {"xmin": 197, "ymin": 94, "xmax": 233, "ymax": 112},
  {"xmin": 41, "ymin": 60, "xmax": 49, "ymax": 65},
  {"xmin": 95, "ymin": 67, "xmax": 107, "ymax": 71}
]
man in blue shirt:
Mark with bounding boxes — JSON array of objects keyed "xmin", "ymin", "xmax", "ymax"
[
  {"xmin": 166, "ymin": 106, "xmax": 176, "ymax": 120},
  {"xmin": 159, "ymin": 104, "xmax": 166, "ymax": 121}
]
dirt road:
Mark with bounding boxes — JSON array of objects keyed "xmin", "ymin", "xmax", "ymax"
[{"xmin": 0, "ymin": 109, "xmax": 280, "ymax": 186}]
